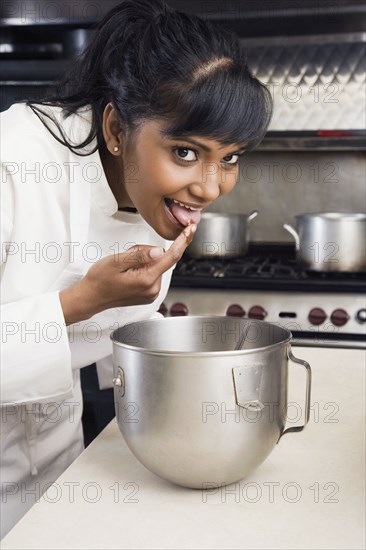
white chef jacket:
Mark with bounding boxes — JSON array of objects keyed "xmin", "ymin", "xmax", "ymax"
[{"xmin": 0, "ymin": 103, "xmax": 173, "ymax": 538}]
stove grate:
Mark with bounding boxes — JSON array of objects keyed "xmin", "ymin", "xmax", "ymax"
[{"xmin": 172, "ymin": 244, "xmax": 366, "ymax": 293}]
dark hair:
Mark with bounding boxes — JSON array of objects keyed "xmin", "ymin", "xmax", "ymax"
[{"xmin": 27, "ymin": 0, "xmax": 272, "ymax": 156}]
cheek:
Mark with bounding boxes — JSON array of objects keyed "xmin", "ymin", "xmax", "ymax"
[
  {"xmin": 122, "ymin": 153, "xmax": 160, "ymax": 197},
  {"xmin": 136, "ymin": 155, "xmax": 191, "ymax": 196},
  {"xmin": 220, "ymin": 169, "xmax": 239, "ymax": 194}
]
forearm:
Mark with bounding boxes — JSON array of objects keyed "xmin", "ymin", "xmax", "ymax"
[{"xmin": 59, "ymin": 282, "xmax": 98, "ymax": 325}]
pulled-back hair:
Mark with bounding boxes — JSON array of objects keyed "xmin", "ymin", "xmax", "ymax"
[{"xmin": 27, "ymin": 0, "xmax": 272, "ymax": 155}]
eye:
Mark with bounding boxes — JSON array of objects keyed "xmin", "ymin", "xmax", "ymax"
[
  {"xmin": 222, "ymin": 154, "xmax": 240, "ymax": 166},
  {"xmin": 173, "ymin": 148, "xmax": 197, "ymax": 163}
]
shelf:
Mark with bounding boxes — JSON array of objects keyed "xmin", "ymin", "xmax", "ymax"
[{"xmin": 257, "ymin": 131, "xmax": 366, "ymax": 151}]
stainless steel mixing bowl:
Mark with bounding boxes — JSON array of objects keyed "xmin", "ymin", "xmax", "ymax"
[{"xmin": 111, "ymin": 316, "xmax": 311, "ymax": 488}]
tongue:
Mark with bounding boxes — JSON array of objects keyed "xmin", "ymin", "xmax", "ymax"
[{"xmin": 168, "ymin": 201, "xmax": 202, "ymax": 226}]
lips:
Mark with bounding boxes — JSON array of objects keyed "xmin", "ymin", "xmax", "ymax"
[{"xmin": 164, "ymin": 198, "xmax": 202, "ymax": 227}]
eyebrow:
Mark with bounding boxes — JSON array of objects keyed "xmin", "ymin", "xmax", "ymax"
[{"xmin": 166, "ymin": 135, "xmax": 246, "ymax": 154}]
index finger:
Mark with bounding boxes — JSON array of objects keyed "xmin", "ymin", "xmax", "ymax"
[{"xmin": 151, "ymin": 224, "xmax": 197, "ymax": 274}]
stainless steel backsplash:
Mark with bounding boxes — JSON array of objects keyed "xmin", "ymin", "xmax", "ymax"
[{"xmin": 208, "ymin": 150, "xmax": 366, "ymax": 242}]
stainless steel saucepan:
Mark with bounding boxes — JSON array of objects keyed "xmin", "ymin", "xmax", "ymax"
[
  {"xmin": 111, "ymin": 316, "xmax": 311, "ymax": 489},
  {"xmin": 186, "ymin": 211, "xmax": 258, "ymax": 258},
  {"xmin": 283, "ymin": 212, "xmax": 366, "ymax": 272}
]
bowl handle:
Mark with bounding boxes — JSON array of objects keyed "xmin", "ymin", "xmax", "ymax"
[{"xmin": 278, "ymin": 347, "xmax": 312, "ymax": 441}]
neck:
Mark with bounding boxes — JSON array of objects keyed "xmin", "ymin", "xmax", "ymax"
[{"xmin": 99, "ymin": 144, "xmax": 135, "ymax": 209}]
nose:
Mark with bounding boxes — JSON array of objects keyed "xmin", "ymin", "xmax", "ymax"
[{"xmin": 188, "ymin": 162, "xmax": 223, "ymax": 202}]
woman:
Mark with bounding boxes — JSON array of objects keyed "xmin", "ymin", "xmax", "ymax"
[{"xmin": 0, "ymin": 0, "xmax": 272, "ymax": 537}]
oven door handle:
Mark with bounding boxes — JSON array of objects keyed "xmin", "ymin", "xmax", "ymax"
[{"xmin": 279, "ymin": 347, "xmax": 312, "ymax": 440}]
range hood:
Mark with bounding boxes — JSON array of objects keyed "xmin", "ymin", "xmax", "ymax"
[
  {"xmin": 2, "ymin": 1, "xmax": 365, "ymax": 33},
  {"xmin": 256, "ymin": 130, "xmax": 365, "ymax": 150},
  {"xmin": 243, "ymin": 33, "xmax": 366, "ymax": 150}
]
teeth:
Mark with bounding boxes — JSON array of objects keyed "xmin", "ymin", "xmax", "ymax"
[{"xmin": 172, "ymin": 199, "xmax": 201, "ymax": 211}]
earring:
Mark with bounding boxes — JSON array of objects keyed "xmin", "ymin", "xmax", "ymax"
[{"xmin": 113, "ymin": 145, "xmax": 119, "ymax": 153}]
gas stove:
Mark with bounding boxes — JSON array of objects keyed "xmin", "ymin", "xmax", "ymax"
[{"xmin": 161, "ymin": 244, "xmax": 366, "ymax": 349}]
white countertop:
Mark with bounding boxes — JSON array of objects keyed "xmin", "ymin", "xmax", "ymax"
[{"xmin": 2, "ymin": 347, "xmax": 365, "ymax": 550}]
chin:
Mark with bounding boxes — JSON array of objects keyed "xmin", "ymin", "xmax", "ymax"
[
  {"xmin": 147, "ymin": 208, "xmax": 183, "ymax": 241},
  {"xmin": 160, "ymin": 227, "xmax": 181, "ymax": 241},
  {"xmin": 153, "ymin": 220, "xmax": 181, "ymax": 241}
]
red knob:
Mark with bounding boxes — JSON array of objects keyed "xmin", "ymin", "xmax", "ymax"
[
  {"xmin": 330, "ymin": 308, "xmax": 349, "ymax": 327},
  {"xmin": 248, "ymin": 305, "xmax": 267, "ymax": 320},
  {"xmin": 226, "ymin": 304, "xmax": 246, "ymax": 318},
  {"xmin": 158, "ymin": 303, "xmax": 168, "ymax": 317},
  {"xmin": 170, "ymin": 302, "xmax": 188, "ymax": 317},
  {"xmin": 308, "ymin": 308, "xmax": 327, "ymax": 325}
]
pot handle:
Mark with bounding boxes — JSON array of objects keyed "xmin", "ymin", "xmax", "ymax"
[
  {"xmin": 283, "ymin": 223, "xmax": 300, "ymax": 252},
  {"xmin": 247, "ymin": 210, "xmax": 258, "ymax": 223},
  {"xmin": 278, "ymin": 347, "xmax": 311, "ymax": 441}
]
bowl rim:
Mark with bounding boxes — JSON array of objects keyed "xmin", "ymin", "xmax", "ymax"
[{"xmin": 110, "ymin": 315, "xmax": 293, "ymax": 357}]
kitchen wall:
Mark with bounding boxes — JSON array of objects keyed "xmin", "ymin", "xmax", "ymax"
[{"xmin": 208, "ymin": 150, "xmax": 366, "ymax": 242}]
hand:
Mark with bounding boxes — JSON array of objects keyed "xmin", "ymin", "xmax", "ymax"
[{"xmin": 60, "ymin": 224, "xmax": 196, "ymax": 325}]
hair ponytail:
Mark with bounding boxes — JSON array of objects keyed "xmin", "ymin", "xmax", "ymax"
[{"xmin": 26, "ymin": 0, "xmax": 272, "ymax": 156}]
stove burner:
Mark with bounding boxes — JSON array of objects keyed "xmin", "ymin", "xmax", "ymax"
[{"xmin": 172, "ymin": 243, "xmax": 366, "ymax": 293}]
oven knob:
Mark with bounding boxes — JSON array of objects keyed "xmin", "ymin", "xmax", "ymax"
[
  {"xmin": 226, "ymin": 304, "xmax": 246, "ymax": 318},
  {"xmin": 248, "ymin": 305, "xmax": 267, "ymax": 320},
  {"xmin": 170, "ymin": 302, "xmax": 188, "ymax": 317},
  {"xmin": 330, "ymin": 308, "xmax": 349, "ymax": 327},
  {"xmin": 356, "ymin": 308, "xmax": 366, "ymax": 323},
  {"xmin": 158, "ymin": 303, "xmax": 168, "ymax": 317},
  {"xmin": 308, "ymin": 308, "xmax": 327, "ymax": 325}
]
